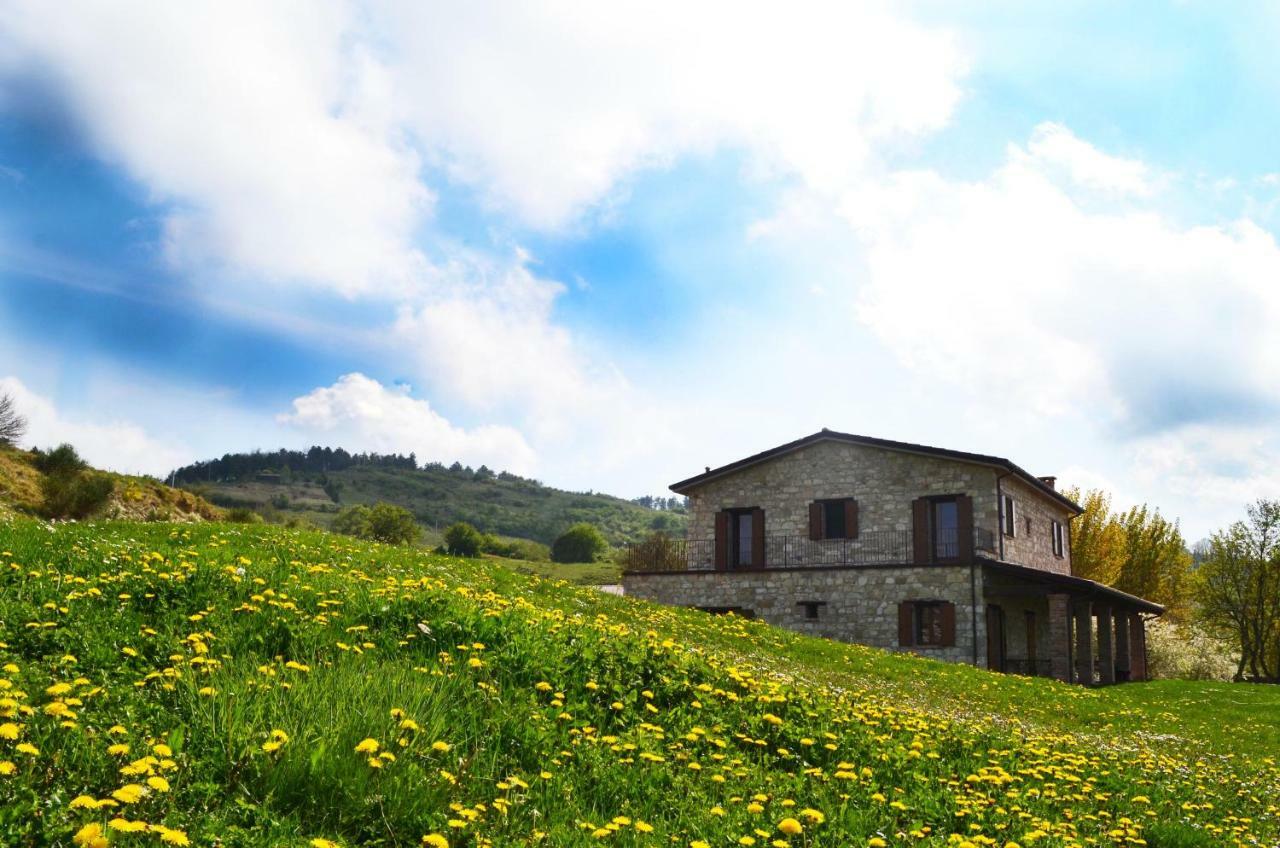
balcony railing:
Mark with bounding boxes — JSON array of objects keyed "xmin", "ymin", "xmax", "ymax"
[{"xmin": 624, "ymin": 527, "xmax": 998, "ymax": 573}]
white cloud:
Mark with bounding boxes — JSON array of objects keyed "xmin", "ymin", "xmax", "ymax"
[
  {"xmin": 0, "ymin": 376, "xmax": 190, "ymax": 477},
  {"xmin": 277, "ymin": 372, "xmax": 537, "ymax": 474},
  {"xmin": 1015, "ymin": 122, "xmax": 1156, "ymax": 197}
]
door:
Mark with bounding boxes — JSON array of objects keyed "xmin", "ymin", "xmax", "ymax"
[
  {"xmin": 985, "ymin": 604, "xmax": 1006, "ymax": 672},
  {"xmin": 1025, "ymin": 611, "xmax": 1038, "ymax": 674}
]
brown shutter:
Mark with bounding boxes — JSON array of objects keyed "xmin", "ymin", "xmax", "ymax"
[
  {"xmin": 940, "ymin": 601, "xmax": 957, "ymax": 647},
  {"xmin": 911, "ymin": 498, "xmax": 930, "ymax": 564},
  {"xmin": 844, "ymin": 499, "xmax": 859, "ymax": 540},
  {"xmin": 713, "ymin": 511, "xmax": 729, "ymax": 570},
  {"xmin": 751, "ymin": 507, "xmax": 766, "ymax": 567},
  {"xmin": 898, "ymin": 601, "xmax": 915, "ymax": 646},
  {"xmin": 808, "ymin": 502, "xmax": 823, "ymax": 541},
  {"xmin": 956, "ymin": 495, "xmax": 974, "ymax": 562}
]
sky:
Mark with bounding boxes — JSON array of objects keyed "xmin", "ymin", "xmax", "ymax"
[{"xmin": 3, "ymin": 1, "xmax": 1280, "ymax": 540}]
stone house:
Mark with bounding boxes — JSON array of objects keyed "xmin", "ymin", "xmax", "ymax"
[{"xmin": 622, "ymin": 430, "xmax": 1162, "ymax": 684}]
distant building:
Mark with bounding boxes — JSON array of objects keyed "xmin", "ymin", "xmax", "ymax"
[{"xmin": 623, "ymin": 430, "xmax": 1161, "ymax": 685}]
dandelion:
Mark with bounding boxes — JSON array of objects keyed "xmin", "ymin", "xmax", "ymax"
[
  {"xmin": 0, "ymin": 722, "xmax": 19, "ymax": 739},
  {"xmin": 778, "ymin": 818, "xmax": 803, "ymax": 836},
  {"xmin": 73, "ymin": 823, "xmax": 108, "ymax": 848},
  {"xmin": 431, "ymin": 740, "xmax": 451, "ymax": 752},
  {"xmin": 422, "ymin": 835, "xmax": 449, "ymax": 848},
  {"xmin": 147, "ymin": 775, "xmax": 171, "ymax": 792},
  {"xmin": 354, "ymin": 738, "xmax": 379, "ymax": 754},
  {"xmin": 111, "ymin": 783, "xmax": 148, "ymax": 804},
  {"xmin": 15, "ymin": 742, "xmax": 37, "ymax": 756},
  {"xmin": 108, "ymin": 818, "xmax": 148, "ymax": 833},
  {"xmin": 311, "ymin": 840, "xmax": 342, "ymax": 848}
]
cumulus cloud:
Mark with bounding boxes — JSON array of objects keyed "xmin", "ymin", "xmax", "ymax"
[
  {"xmin": 845, "ymin": 123, "xmax": 1280, "ymax": 433},
  {"xmin": 0, "ymin": 376, "xmax": 190, "ymax": 477},
  {"xmin": 277, "ymin": 373, "xmax": 537, "ymax": 474}
]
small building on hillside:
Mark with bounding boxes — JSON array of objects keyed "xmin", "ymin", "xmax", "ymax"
[{"xmin": 622, "ymin": 430, "xmax": 1162, "ymax": 685}]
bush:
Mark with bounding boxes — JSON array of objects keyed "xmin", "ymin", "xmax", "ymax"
[
  {"xmin": 444, "ymin": 522, "xmax": 484, "ymax": 557},
  {"xmin": 33, "ymin": 443, "xmax": 88, "ymax": 477},
  {"xmin": 365, "ymin": 502, "xmax": 419, "ymax": 545},
  {"xmin": 1145, "ymin": 619, "xmax": 1238, "ymax": 681},
  {"xmin": 551, "ymin": 523, "xmax": 609, "ymax": 563},
  {"xmin": 41, "ymin": 470, "xmax": 114, "ymax": 519},
  {"xmin": 226, "ymin": 507, "xmax": 263, "ymax": 524},
  {"xmin": 332, "ymin": 502, "xmax": 419, "ymax": 545},
  {"xmin": 482, "ymin": 534, "xmax": 551, "ymax": 561}
]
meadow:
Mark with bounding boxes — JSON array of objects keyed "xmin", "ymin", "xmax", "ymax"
[{"xmin": 0, "ymin": 518, "xmax": 1275, "ymax": 847}]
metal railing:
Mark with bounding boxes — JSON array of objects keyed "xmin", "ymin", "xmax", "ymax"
[{"xmin": 624, "ymin": 528, "xmax": 995, "ymax": 573}]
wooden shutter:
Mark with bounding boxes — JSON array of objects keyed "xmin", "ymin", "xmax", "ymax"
[
  {"xmin": 898, "ymin": 601, "xmax": 915, "ymax": 646},
  {"xmin": 940, "ymin": 602, "xmax": 957, "ymax": 647},
  {"xmin": 808, "ymin": 502, "xmax": 823, "ymax": 541},
  {"xmin": 911, "ymin": 498, "xmax": 930, "ymax": 564},
  {"xmin": 956, "ymin": 495, "xmax": 974, "ymax": 562},
  {"xmin": 844, "ymin": 499, "xmax": 859, "ymax": 540},
  {"xmin": 750, "ymin": 507, "xmax": 766, "ymax": 567},
  {"xmin": 713, "ymin": 511, "xmax": 729, "ymax": 570}
]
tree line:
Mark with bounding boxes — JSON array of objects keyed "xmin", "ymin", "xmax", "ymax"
[{"xmin": 171, "ymin": 447, "xmax": 537, "ymax": 487}]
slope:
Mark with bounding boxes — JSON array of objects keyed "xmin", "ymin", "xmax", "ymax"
[{"xmin": 0, "ymin": 518, "xmax": 1274, "ymax": 847}]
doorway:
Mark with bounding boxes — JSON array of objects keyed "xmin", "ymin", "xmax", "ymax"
[{"xmin": 986, "ymin": 604, "xmax": 1007, "ymax": 672}]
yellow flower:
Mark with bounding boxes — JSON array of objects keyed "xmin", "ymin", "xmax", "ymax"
[
  {"xmin": 73, "ymin": 823, "xmax": 108, "ymax": 848},
  {"xmin": 422, "ymin": 835, "xmax": 449, "ymax": 848},
  {"xmin": 69, "ymin": 794, "xmax": 99, "ymax": 808},
  {"xmin": 634, "ymin": 822, "xmax": 654, "ymax": 833},
  {"xmin": 146, "ymin": 775, "xmax": 171, "ymax": 792},
  {"xmin": 778, "ymin": 818, "xmax": 803, "ymax": 836},
  {"xmin": 0, "ymin": 722, "xmax": 19, "ymax": 739},
  {"xmin": 311, "ymin": 840, "xmax": 342, "ymax": 848},
  {"xmin": 800, "ymin": 808, "xmax": 825, "ymax": 824},
  {"xmin": 15, "ymin": 742, "xmax": 38, "ymax": 756},
  {"xmin": 691, "ymin": 842, "xmax": 711, "ymax": 848},
  {"xmin": 155, "ymin": 826, "xmax": 191, "ymax": 845},
  {"xmin": 869, "ymin": 839, "xmax": 888, "ymax": 848},
  {"xmin": 354, "ymin": 738, "xmax": 379, "ymax": 754},
  {"xmin": 108, "ymin": 818, "xmax": 148, "ymax": 833},
  {"xmin": 111, "ymin": 783, "xmax": 147, "ymax": 804},
  {"xmin": 108, "ymin": 743, "xmax": 131, "ymax": 756},
  {"xmin": 0, "ymin": 761, "xmax": 16, "ymax": 776},
  {"xmin": 431, "ymin": 740, "xmax": 451, "ymax": 752}
]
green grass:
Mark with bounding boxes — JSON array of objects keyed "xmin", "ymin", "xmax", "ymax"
[
  {"xmin": 0, "ymin": 517, "xmax": 1275, "ymax": 848},
  {"xmin": 490, "ymin": 556, "xmax": 621, "ymax": 586}
]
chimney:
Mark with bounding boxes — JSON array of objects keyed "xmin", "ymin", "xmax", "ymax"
[
  {"xmin": 705, "ymin": 466, "xmax": 711, "ymax": 473},
  {"xmin": 1038, "ymin": 475, "xmax": 1057, "ymax": 490}
]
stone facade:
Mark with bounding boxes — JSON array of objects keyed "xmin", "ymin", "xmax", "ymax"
[
  {"xmin": 997, "ymin": 474, "xmax": 1073, "ymax": 574},
  {"xmin": 622, "ymin": 563, "xmax": 986, "ymax": 666}
]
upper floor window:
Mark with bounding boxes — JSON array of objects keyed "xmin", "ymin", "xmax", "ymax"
[
  {"xmin": 932, "ymin": 498, "xmax": 959, "ymax": 560},
  {"xmin": 734, "ymin": 509, "xmax": 756, "ymax": 566},
  {"xmin": 1001, "ymin": 494, "xmax": 1016, "ymax": 537},
  {"xmin": 809, "ymin": 498, "xmax": 858, "ymax": 541},
  {"xmin": 1050, "ymin": 520, "xmax": 1064, "ymax": 557}
]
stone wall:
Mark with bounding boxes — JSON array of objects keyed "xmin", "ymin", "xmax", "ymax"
[
  {"xmin": 622, "ymin": 563, "xmax": 987, "ymax": 667},
  {"xmin": 997, "ymin": 474, "xmax": 1073, "ymax": 575}
]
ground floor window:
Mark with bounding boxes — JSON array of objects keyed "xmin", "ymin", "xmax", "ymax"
[{"xmin": 916, "ymin": 602, "xmax": 945, "ymax": 645}]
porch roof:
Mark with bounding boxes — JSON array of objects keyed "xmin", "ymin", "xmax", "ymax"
[{"xmin": 981, "ymin": 558, "xmax": 1165, "ymax": 615}]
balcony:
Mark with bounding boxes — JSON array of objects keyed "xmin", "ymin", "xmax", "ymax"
[{"xmin": 623, "ymin": 527, "xmax": 997, "ymax": 573}]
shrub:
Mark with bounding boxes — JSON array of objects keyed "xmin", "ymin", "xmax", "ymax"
[
  {"xmin": 0, "ymin": 392, "xmax": 26, "ymax": 447},
  {"xmin": 1145, "ymin": 619, "xmax": 1237, "ymax": 681},
  {"xmin": 482, "ymin": 534, "xmax": 551, "ymax": 561},
  {"xmin": 332, "ymin": 505, "xmax": 372, "ymax": 537},
  {"xmin": 444, "ymin": 522, "xmax": 484, "ymax": 557},
  {"xmin": 41, "ymin": 470, "xmax": 114, "ymax": 519},
  {"xmin": 225, "ymin": 507, "xmax": 263, "ymax": 524},
  {"xmin": 33, "ymin": 443, "xmax": 88, "ymax": 477},
  {"xmin": 551, "ymin": 523, "xmax": 609, "ymax": 563},
  {"xmin": 365, "ymin": 502, "xmax": 419, "ymax": 545}
]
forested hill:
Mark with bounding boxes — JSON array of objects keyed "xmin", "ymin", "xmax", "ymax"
[{"xmin": 170, "ymin": 447, "xmax": 687, "ymax": 545}]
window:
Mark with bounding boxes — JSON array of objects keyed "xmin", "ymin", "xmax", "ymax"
[
  {"xmin": 810, "ymin": 498, "xmax": 857, "ymax": 541},
  {"xmin": 1001, "ymin": 494, "xmax": 1016, "ymax": 537},
  {"xmin": 915, "ymin": 602, "xmax": 945, "ymax": 646},
  {"xmin": 822, "ymin": 500, "xmax": 846, "ymax": 539},
  {"xmin": 798, "ymin": 601, "xmax": 825, "ymax": 620},
  {"xmin": 1025, "ymin": 516, "xmax": 1033, "ymax": 534},
  {"xmin": 1050, "ymin": 520, "xmax": 1064, "ymax": 557},
  {"xmin": 734, "ymin": 510, "xmax": 755, "ymax": 567},
  {"xmin": 932, "ymin": 498, "xmax": 959, "ymax": 560}
]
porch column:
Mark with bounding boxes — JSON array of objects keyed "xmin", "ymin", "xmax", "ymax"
[
  {"xmin": 1047, "ymin": 593, "xmax": 1072, "ymax": 682},
  {"xmin": 1113, "ymin": 611, "xmax": 1131, "ymax": 682},
  {"xmin": 1129, "ymin": 615, "xmax": 1148, "ymax": 681},
  {"xmin": 1074, "ymin": 600, "xmax": 1094, "ymax": 686},
  {"xmin": 1096, "ymin": 605, "xmax": 1114, "ymax": 685}
]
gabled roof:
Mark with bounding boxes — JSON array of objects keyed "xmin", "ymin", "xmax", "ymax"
[{"xmin": 670, "ymin": 429, "xmax": 1082, "ymax": 514}]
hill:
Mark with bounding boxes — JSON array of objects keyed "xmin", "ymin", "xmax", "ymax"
[
  {"xmin": 0, "ymin": 517, "xmax": 1275, "ymax": 847},
  {"xmin": 172, "ymin": 448, "xmax": 686, "ymax": 545},
  {"xmin": 0, "ymin": 445, "xmax": 222, "ymax": 522}
]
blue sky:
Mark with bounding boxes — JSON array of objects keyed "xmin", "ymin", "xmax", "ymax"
[{"xmin": 3, "ymin": 1, "xmax": 1280, "ymax": 539}]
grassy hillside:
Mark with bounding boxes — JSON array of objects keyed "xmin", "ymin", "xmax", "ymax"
[
  {"xmin": 0, "ymin": 518, "xmax": 1275, "ymax": 847},
  {"xmin": 182, "ymin": 460, "xmax": 685, "ymax": 545},
  {"xmin": 0, "ymin": 446, "xmax": 222, "ymax": 522}
]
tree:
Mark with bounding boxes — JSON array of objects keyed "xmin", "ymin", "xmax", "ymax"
[
  {"xmin": 332, "ymin": 504, "xmax": 372, "ymax": 538},
  {"xmin": 444, "ymin": 522, "xmax": 484, "ymax": 557},
  {"xmin": 0, "ymin": 392, "xmax": 26, "ymax": 447},
  {"xmin": 1196, "ymin": 500, "xmax": 1280, "ymax": 681},
  {"xmin": 1060, "ymin": 487, "xmax": 1127, "ymax": 585},
  {"xmin": 1115, "ymin": 504, "xmax": 1192, "ymax": 616},
  {"xmin": 365, "ymin": 502, "xmax": 419, "ymax": 545},
  {"xmin": 551, "ymin": 523, "xmax": 609, "ymax": 563}
]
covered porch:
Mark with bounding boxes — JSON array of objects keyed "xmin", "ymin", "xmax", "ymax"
[{"xmin": 981, "ymin": 560, "xmax": 1163, "ymax": 685}]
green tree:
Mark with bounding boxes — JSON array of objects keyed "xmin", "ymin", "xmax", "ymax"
[
  {"xmin": 444, "ymin": 522, "xmax": 484, "ymax": 557},
  {"xmin": 1060, "ymin": 487, "xmax": 1127, "ymax": 585},
  {"xmin": 1114, "ymin": 504, "xmax": 1192, "ymax": 616},
  {"xmin": 332, "ymin": 504, "xmax": 372, "ymax": 538},
  {"xmin": 1195, "ymin": 500, "xmax": 1280, "ymax": 681},
  {"xmin": 551, "ymin": 523, "xmax": 609, "ymax": 563},
  {"xmin": 365, "ymin": 502, "xmax": 419, "ymax": 545}
]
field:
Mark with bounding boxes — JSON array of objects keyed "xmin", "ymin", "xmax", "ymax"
[{"xmin": 0, "ymin": 518, "xmax": 1276, "ymax": 848}]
